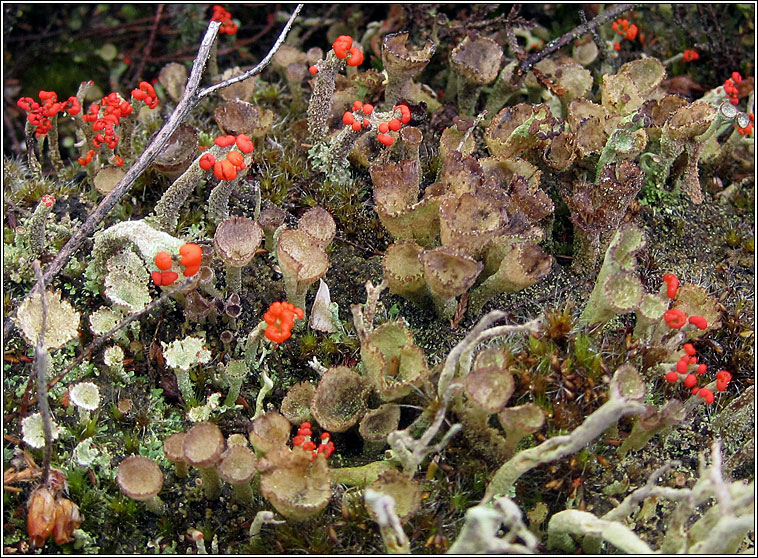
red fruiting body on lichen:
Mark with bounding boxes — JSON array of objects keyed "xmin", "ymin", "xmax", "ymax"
[
  {"xmin": 696, "ymin": 363, "xmax": 707, "ymax": 375},
  {"xmin": 676, "ymin": 358, "xmax": 688, "ymax": 374},
  {"xmin": 309, "ymin": 65, "xmax": 319, "ymax": 75},
  {"xmin": 664, "ymin": 308, "xmax": 687, "ymax": 329},
  {"xmin": 715, "ymin": 370, "xmax": 732, "ymax": 392},
  {"xmin": 236, "ymin": 134, "xmax": 254, "ymax": 153},
  {"xmin": 179, "ymin": 243, "xmax": 202, "ymax": 277},
  {"xmin": 664, "ymin": 371, "xmax": 679, "ymax": 383},
  {"xmin": 362, "ymin": 118, "xmax": 370, "ymax": 128},
  {"xmin": 332, "ymin": 35, "xmax": 353, "ymax": 59},
  {"xmin": 155, "ymin": 251, "xmax": 173, "ymax": 271},
  {"xmin": 263, "ymin": 301, "xmax": 304, "ymax": 344},
  {"xmin": 226, "ymin": 150, "xmax": 244, "ymax": 169},
  {"xmin": 152, "ymin": 271, "xmax": 179, "ymax": 286},
  {"xmin": 698, "ymin": 387, "xmax": 715, "ymax": 404},
  {"xmin": 41, "ymin": 195, "xmax": 55, "ymax": 208},
  {"xmin": 179, "ymin": 247, "xmax": 200, "ymax": 276},
  {"xmin": 77, "ymin": 149, "xmax": 95, "ymax": 166},
  {"xmin": 688, "ymin": 315, "xmax": 707, "ymax": 330},
  {"xmin": 362, "ymin": 103, "xmax": 373, "ymax": 115},
  {"xmin": 342, "ymin": 111, "xmax": 355, "ymax": 125},
  {"xmin": 212, "ymin": 5, "xmax": 238, "ymax": 35},
  {"xmin": 682, "ymin": 49, "xmax": 699, "ymax": 62},
  {"xmin": 377, "ymin": 134, "xmax": 394, "ymax": 146},
  {"xmin": 131, "ymin": 81, "xmax": 158, "ymax": 109},
  {"xmin": 683, "ymin": 374, "xmax": 697, "ymax": 388},
  {"xmin": 352, "ymin": 100, "xmax": 363, "ymax": 111},
  {"xmin": 213, "ymin": 159, "xmax": 238, "ymax": 181},
  {"xmin": 683, "ymin": 343, "xmax": 696, "ymax": 356},
  {"xmin": 378, "ymin": 122, "xmax": 389, "ymax": 134},
  {"xmin": 347, "ymin": 47, "xmax": 364, "ymax": 66},
  {"xmin": 662, "ymin": 273, "xmax": 679, "ymax": 299},
  {"xmin": 737, "ymin": 113, "xmax": 754, "ymax": 136},
  {"xmin": 723, "ymin": 74, "xmax": 741, "ymax": 105},
  {"xmin": 199, "ymin": 153, "xmax": 216, "ymax": 170},
  {"xmin": 214, "ymin": 134, "xmax": 236, "ymax": 147},
  {"xmin": 394, "ymin": 104, "xmax": 411, "ymax": 124},
  {"xmin": 613, "ymin": 42, "xmax": 621, "ymax": 51},
  {"xmin": 351, "ymin": 121, "xmax": 362, "ymax": 132}
]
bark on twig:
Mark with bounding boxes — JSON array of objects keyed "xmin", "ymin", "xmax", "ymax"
[
  {"xmin": 512, "ymin": 3, "xmax": 637, "ymax": 84},
  {"xmin": 130, "ymin": 3, "xmax": 165, "ymax": 86},
  {"xmin": 4, "ymin": 4, "xmax": 303, "ymax": 340}
]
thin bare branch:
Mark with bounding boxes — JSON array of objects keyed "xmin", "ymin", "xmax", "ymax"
[
  {"xmin": 130, "ymin": 4, "xmax": 165, "ymax": 87},
  {"xmin": 198, "ymin": 4, "xmax": 303, "ymax": 99},
  {"xmin": 513, "ymin": 3, "xmax": 637, "ymax": 83},
  {"xmin": 4, "ymin": 5, "xmax": 304, "ymax": 340}
]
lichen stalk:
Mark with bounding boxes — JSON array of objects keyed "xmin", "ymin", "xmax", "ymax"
[
  {"xmin": 224, "ymin": 376, "xmax": 243, "ymax": 408},
  {"xmin": 174, "ymin": 369, "xmax": 195, "ymax": 403},
  {"xmin": 154, "ymin": 144, "xmax": 228, "ymax": 232},
  {"xmin": 199, "ymin": 465, "xmax": 222, "ymax": 500},
  {"xmin": 28, "ymin": 198, "xmax": 55, "ymax": 260},
  {"xmin": 306, "ymin": 51, "xmax": 346, "ymax": 146},
  {"xmin": 46, "ymin": 116, "xmax": 64, "ymax": 172},
  {"xmin": 230, "ymin": 481, "xmax": 254, "ymax": 506}
]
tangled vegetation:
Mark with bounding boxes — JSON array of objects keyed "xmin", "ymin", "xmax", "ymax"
[{"xmin": 3, "ymin": 4, "xmax": 754, "ymax": 554}]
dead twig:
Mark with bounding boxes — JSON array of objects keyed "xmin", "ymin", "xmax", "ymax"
[
  {"xmin": 512, "ymin": 3, "xmax": 637, "ymax": 85},
  {"xmin": 3, "ymin": 4, "xmax": 303, "ymax": 341},
  {"xmin": 130, "ymin": 4, "xmax": 165, "ymax": 87}
]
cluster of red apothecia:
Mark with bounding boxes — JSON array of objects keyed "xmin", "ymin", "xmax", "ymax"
[
  {"xmin": 18, "ymin": 81, "xmax": 159, "ymax": 168},
  {"xmin": 17, "ymin": 91, "xmax": 80, "ymax": 137},
  {"xmin": 292, "ymin": 422, "xmax": 335, "ymax": 461},
  {"xmin": 611, "ymin": 18, "xmax": 638, "ymax": 50},
  {"xmin": 152, "ymin": 243, "xmax": 202, "ymax": 286},
  {"xmin": 682, "ymin": 49, "xmax": 700, "ymax": 62},
  {"xmin": 660, "ymin": 273, "xmax": 732, "ymax": 405},
  {"xmin": 198, "ymin": 133, "xmax": 254, "ymax": 181},
  {"xmin": 211, "ymin": 5, "xmax": 238, "ymax": 35},
  {"xmin": 342, "ymin": 102, "xmax": 412, "ymax": 146},
  {"xmin": 722, "ymin": 72, "xmax": 743, "ymax": 106},
  {"xmin": 263, "ymin": 301, "xmax": 305, "ymax": 344},
  {"xmin": 308, "ymin": 34, "xmax": 364, "ymax": 75}
]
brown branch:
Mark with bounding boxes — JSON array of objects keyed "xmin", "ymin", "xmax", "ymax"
[
  {"xmin": 147, "ymin": 7, "xmax": 280, "ymax": 64},
  {"xmin": 130, "ymin": 4, "xmax": 165, "ymax": 86},
  {"xmin": 197, "ymin": 4, "xmax": 302, "ymax": 99},
  {"xmin": 504, "ymin": 5, "xmax": 526, "ymax": 63},
  {"xmin": 3, "ymin": 4, "xmax": 304, "ymax": 341},
  {"xmin": 513, "ymin": 3, "xmax": 637, "ymax": 83}
]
